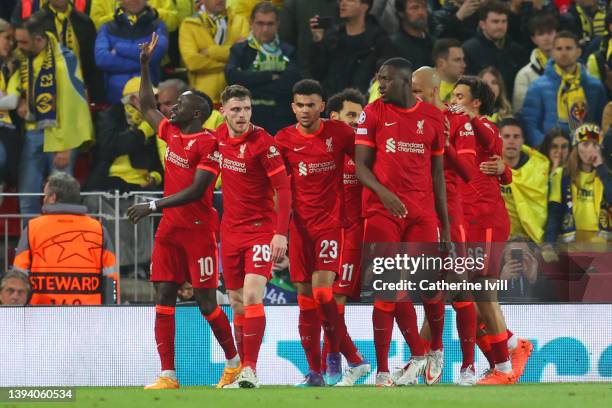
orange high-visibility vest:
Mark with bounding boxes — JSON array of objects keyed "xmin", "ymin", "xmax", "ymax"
[{"xmin": 13, "ymin": 209, "xmax": 117, "ymax": 305}]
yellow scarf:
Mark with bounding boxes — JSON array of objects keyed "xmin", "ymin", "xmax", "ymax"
[
  {"xmin": 49, "ymin": 4, "xmax": 79, "ymax": 59},
  {"xmin": 534, "ymin": 48, "xmax": 548, "ymax": 71},
  {"xmin": 198, "ymin": 8, "xmax": 228, "ymax": 45},
  {"xmin": 555, "ymin": 64, "xmax": 586, "ymax": 127}
]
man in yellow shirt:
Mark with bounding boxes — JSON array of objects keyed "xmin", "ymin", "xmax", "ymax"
[
  {"xmin": 433, "ymin": 38, "xmax": 465, "ymax": 102},
  {"xmin": 179, "ymin": 0, "xmax": 249, "ymax": 103}
]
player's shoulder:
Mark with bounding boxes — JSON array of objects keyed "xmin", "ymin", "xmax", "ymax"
[
  {"xmin": 274, "ymin": 124, "xmax": 296, "ymax": 145},
  {"xmin": 250, "ymin": 125, "xmax": 277, "ymax": 150},
  {"xmin": 416, "ymin": 101, "xmax": 444, "ymax": 121}
]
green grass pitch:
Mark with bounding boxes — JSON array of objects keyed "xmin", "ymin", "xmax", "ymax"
[{"xmin": 7, "ymin": 383, "xmax": 610, "ymax": 408}]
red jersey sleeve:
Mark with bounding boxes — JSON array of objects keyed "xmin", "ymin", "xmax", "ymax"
[
  {"xmin": 258, "ymin": 134, "xmax": 287, "ymax": 178},
  {"xmin": 196, "ymin": 136, "xmax": 220, "ymax": 176},
  {"xmin": 355, "ymin": 105, "xmax": 377, "ymax": 148},
  {"xmin": 157, "ymin": 118, "xmax": 170, "ymax": 142},
  {"xmin": 431, "ymin": 111, "xmax": 445, "ymax": 156},
  {"xmin": 500, "ymin": 164, "xmax": 512, "ymax": 185},
  {"xmin": 471, "ymin": 116, "xmax": 501, "ymax": 155}
]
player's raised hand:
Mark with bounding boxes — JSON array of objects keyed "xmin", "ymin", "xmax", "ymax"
[
  {"xmin": 270, "ymin": 234, "xmax": 288, "ymax": 262},
  {"xmin": 127, "ymin": 203, "xmax": 152, "ymax": 224},
  {"xmin": 139, "ymin": 32, "xmax": 158, "ymax": 66},
  {"xmin": 378, "ymin": 187, "xmax": 407, "ymax": 218}
]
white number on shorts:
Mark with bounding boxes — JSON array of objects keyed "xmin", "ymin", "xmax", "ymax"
[
  {"xmin": 253, "ymin": 245, "xmax": 271, "ymax": 262},
  {"xmin": 198, "ymin": 256, "xmax": 214, "ymax": 279},
  {"xmin": 341, "ymin": 263, "xmax": 354, "ymax": 282},
  {"xmin": 319, "ymin": 240, "xmax": 338, "ymax": 259}
]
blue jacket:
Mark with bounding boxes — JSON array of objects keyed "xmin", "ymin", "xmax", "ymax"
[
  {"xmin": 521, "ymin": 60, "xmax": 606, "ymax": 147},
  {"xmin": 95, "ymin": 6, "xmax": 168, "ymax": 104}
]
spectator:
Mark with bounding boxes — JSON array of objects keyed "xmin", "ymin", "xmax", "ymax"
[
  {"xmin": 90, "ymin": 0, "xmax": 178, "ymax": 31},
  {"xmin": 432, "ymin": 38, "xmax": 465, "ymax": 102},
  {"xmin": 522, "ymin": 31, "xmax": 606, "ymax": 147},
  {"xmin": 11, "ymin": 0, "xmax": 91, "ymax": 24},
  {"xmin": 13, "ymin": 173, "xmax": 118, "ymax": 305},
  {"xmin": 543, "ymin": 123, "xmax": 612, "ymax": 247},
  {"xmin": 499, "ymin": 238, "xmax": 541, "ymax": 301},
  {"xmin": 179, "ymin": 0, "xmax": 249, "ymax": 104},
  {"xmin": 391, "ymin": 0, "xmax": 434, "ymax": 70},
  {"xmin": 507, "ymin": 1, "xmax": 558, "ymax": 50},
  {"xmin": 462, "ymin": 1, "xmax": 526, "ymax": 96},
  {"xmin": 95, "ymin": 0, "xmax": 168, "ymax": 105},
  {"xmin": 0, "ymin": 271, "xmax": 30, "ymax": 305},
  {"xmin": 479, "ymin": 66, "xmax": 512, "ymax": 122},
  {"xmin": 157, "ymin": 78, "xmax": 225, "ymax": 129},
  {"xmin": 513, "ymin": 12, "xmax": 558, "ymax": 114},
  {"xmin": 585, "ymin": 10, "xmax": 612, "ymax": 99},
  {"xmin": 560, "ymin": 0, "xmax": 607, "ymax": 51},
  {"xmin": 9, "ymin": 15, "xmax": 93, "ymax": 216},
  {"xmin": 539, "ymin": 127, "xmax": 571, "ymax": 175},
  {"xmin": 36, "ymin": 0, "xmax": 104, "ymax": 103},
  {"xmin": 225, "ymin": 1, "xmax": 299, "ymax": 134},
  {"xmin": 499, "ymin": 118, "xmax": 550, "ymax": 243},
  {"xmin": 228, "ymin": 0, "xmax": 283, "ymax": 21},
  {"xmin": 279, "ymin": 0, "xmax": 339, "ymax": 78},
  {"xmin": 433, "ymin": 0, "xmax": 480, "ymax": 42},
  {"xmin": 0, "ymin": 18, "xmax": 19, "ymax": 202},
  {"xmin": 309, "ymin": 0, "xmax": 395, "ymax": 96},
  {"xmin": 87, "ymin": 76, "xmax": 163, "ymax": 192}
]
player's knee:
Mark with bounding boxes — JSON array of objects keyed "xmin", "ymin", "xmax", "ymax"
[
  {"xmin": 194, "ymin": 289, "xmax": 218, "ymax": 315},
  {"xmin": 154, "ymin": 282, "xmax": 179, "ymax": 306},
  {"xmin": 312, "ymin": 286, "xmax": 333, "ymax": 304},
  {"xmin": 243, "ymin": 291, "xmax": 261, "ymax": 306},
  {"xmin": 198, "ymin": 300, "xmax": 218, "ymax": 316}
]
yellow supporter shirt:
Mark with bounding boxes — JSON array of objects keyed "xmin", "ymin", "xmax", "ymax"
[
  {"xmin": 439, "ymin": 80, "xmax": 454, "ymax": 103},
  {"xmin": 573, "ymin": 171, "xmax": 599, "ymax": 232},
  {"xmin": 0, "ymin": 69, "xmax": 13, "ymax": 127},
  {"xmin": 7, "ymin": 51, "xmax": 46, "ymax": 131},
  {"xmin": 501, "ymin": 184, "xmax": 529, "ymax": 239}
]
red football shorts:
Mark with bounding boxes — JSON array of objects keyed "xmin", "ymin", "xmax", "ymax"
[
  {"xmin": 333, "ymin": 221, "xmax": 363, "ymax": 299},
  {"xmin": 289, "ymin": 223, "xmax": 344, "ymax": 283},
  {"xmin": 151, "ymin": 224, "xmax": 218, "ymax": 289},
  {"xmin": 221, "ymin": 231, "xmax": 274, "ymax": 290},
  {"xmin": 363, "ymin": 212, "xmax": 439, "ymax": 244},
  {"xmin": 466, "ymin": 222, "xmax": 510, "ymax": 279}
]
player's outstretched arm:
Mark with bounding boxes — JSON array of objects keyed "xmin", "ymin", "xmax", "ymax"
[
  {"xmin": 139, "ymin": 33, "xmax": 165, "ymax": 131},
  {"xmin": 355, "ymin": 144, "xmax": 407, "ymax": 218},
  {"xmin": 432, "ymin": 155, "xmax": 450, "ymax": 243},
  {"xmin": 126, "ymin": 169, "xmax": 216, "ymax": 223}
]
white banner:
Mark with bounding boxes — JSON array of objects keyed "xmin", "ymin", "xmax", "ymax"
[{"xmin": 1, "ymin": 305, "xmax": 611, "ymax": 386}]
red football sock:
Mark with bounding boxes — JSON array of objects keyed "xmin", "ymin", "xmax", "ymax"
[
  {"xmin": 298, "ymin": 295, "xmax": 322, "ymax": 373},
  {"xmin": 394, "ymin": 301, "xmax": 424, "ymax": 357},
  {"xmin": 453, "ymin": 302, "xmax": 476, "ymax": 368},
  {"xmin": 313, "ymin": 287, "xmax": 340, "ymax": 353},
  {"xmin": 373, "ymin": 301, "xmax": 395, "ymax": 373},
  {"xmin": 233, "ymin": 313, "xmax": 245, "ymax": 362},
  {"xmin": 488, "ymin": 332, "xmax": 510, "ymax": 364},
  {"xmin": 243, "ymin": 304, "xmax": 266, "ymax": 371},
  {"xmin": 476, "ymin": 334, "xmax": 495, "ymax": 368},
  {"xmin": 423, "ymin": 298, "xmax": 445, "ymax": 351},
  {"xmin": 321, "ymin": 334, "xmax": 330, "ymax": 372},
  {"xmin": 338, "ymin": 304, "xmax": 362, "ymax": 365},
  {"xmin": 155, "ymin": 305, "xmax": 175, "ymax": 371},
  {"xmin": 204, "ymin": 306, "xmax": 238, "ymax": 360},
  {"xmin": 422, "ymin": 338, "xmax": 431, "ymax": 354}
]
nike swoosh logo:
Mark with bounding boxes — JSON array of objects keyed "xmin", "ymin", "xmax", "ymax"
[
  {"xmin": 200, "ymin": 277, "xmax": 211, "ymax": 283},
  {"xmin": 384, "ymin": 122, "xmax": 397, "ymax": 127},
  {"xmin": 338, "ymin": 283, "xmax": 351, "ymax": 287},
  {"xmin": 425, "ymin": 367, "xmax": 439, "ymax": 384},
  {"xmin": 253, "ymin": 264, "xmax": 266, "ymax": 268},
  {"xmin": 293, "ymin": 146, "xmax": 306, "ymax": 151},
  {"xmin": 244, "ymin": 333, "xmax": 257, "ymax": 337},
  {"xmin": 219, "ymin": 142, "xmax": 226, "ymax": 146},
  {"xmin": 323, "ymin": 260, "xmax": 334, "ymax": 264}
]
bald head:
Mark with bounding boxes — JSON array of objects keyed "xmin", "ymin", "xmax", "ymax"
[{"xmin": 412, "ymin": 66, "xmax": 441, "ymax": 105}]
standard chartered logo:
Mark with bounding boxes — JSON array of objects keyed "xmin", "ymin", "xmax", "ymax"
[
  {"xmin": 385, "ymin": 138, "xmax": 396, "ymax": 153},
  {"xmin": 298, "ymin": 161, "xmax": 308, "ymax": 176}
]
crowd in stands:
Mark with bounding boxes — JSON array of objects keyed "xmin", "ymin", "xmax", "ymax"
[{"xmin": 1, "ymin": 0, "xmax": 612, "ymax": 305}]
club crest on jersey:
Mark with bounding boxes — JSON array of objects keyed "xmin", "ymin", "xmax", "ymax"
[
  {"xmin": 185, "ymin": 139, "xmax": 197, "ymax": 151},
  {"xmin": 267, "ymin": 145, "xmax": 280, "ymax": 158},
  {"xmin": 298, "ymin": 161, "xmax": 308, "ymax": 176},
  {"xmin": 385, "ymin": 138, "xmax": 396, "ymax": 153},
  {"xmin": 238, "ymin": 143, "xmax": 246, "ymax": 158},
  {"xmin": 326, "ymin": 137, "xmax": 333, "ymax": 152},
  {"xmin": 416, "ymin": 120, "xmax": 425, "ymax": 135}
]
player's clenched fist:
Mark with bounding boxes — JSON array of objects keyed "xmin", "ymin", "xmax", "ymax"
[{"xmin": 127, "ymin": 203, "xmax": 152, "ymax": 224}]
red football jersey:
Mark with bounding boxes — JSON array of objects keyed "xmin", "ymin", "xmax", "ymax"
[
  {"xmin": 343, "ymin": 155, "xmax": 362, "ymax": 226},
  {"xmin": 158, "ymin": 118, "xmax": 219, "ymax": 230},
  {"xmin": 217, "ymin": 123, "xmax": 286, "ymax": 233},
  {"xmin": 275, "ymin": 120, "xmax": 354, "ymax": 233},
  {"xmin": 461, "ymin": 116, "xmax": 510, "ymax": 226},
  {"xmin": 355, "ymin": 99, "xmax": 445, "ymax": 218},
  {"xmin": 444, "ymin": 110, "xmax": 477, "ymax": 220}
]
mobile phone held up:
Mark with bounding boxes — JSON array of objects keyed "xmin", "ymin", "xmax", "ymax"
[
  {"xmin": 511, "ymin": 248, "xmax": 523, "ymax": 263},
  {"xmin": 315, "ymin": 16, "xmax": 334, "ymax": 30}
]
